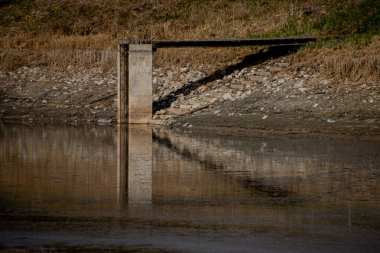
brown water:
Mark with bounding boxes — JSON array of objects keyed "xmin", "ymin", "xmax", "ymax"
[{"xmin": 0, "ymin": 124, "xmax": 379, "ymax": 253}]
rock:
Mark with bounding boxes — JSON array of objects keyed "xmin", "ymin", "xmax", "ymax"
[
  {"xmin": 222, "ymin": 93, "xmax": 233, "ymax": 100},
  {"xmin": 170, "ymin": 108, "xmax": 187, "ymax": 115},
  {"xmin": 42, "ymin": 100, "xmax": 47, "ymax": 104},
  {"xmin": 97, "ymin": 118, "xmax": 112, "ymax": 124},
  {"xmin": 180, "ymin": 67, "xmax": 189, "ymax": 73},
  {"xmin": 269, "ymin": 67, "xmax": 282, "ymax": 72},
  {"xmin": 230, "ymin": 84, "xmax": 244, "ymax": 89},
  {"xmin": 256, "ymin": 71, "xmax": 270, "ymax": 77},
  {"xmin": 277, "ymin": 62, "xmax": 289, "ymax": 67},
  {"xmin": 210, "ymin": 98, "xmax": 218, "ymax": 103},
  {"xmin": 262, "ymin": 115, "xmax": 268, "ymax": 120},
  {"xmin": 299, "ymin": 87, "xmax": 308, "ymax": 92},
  {"xmin": 179, "ymin": 104, "xmax": 192, "ymax": 109}
]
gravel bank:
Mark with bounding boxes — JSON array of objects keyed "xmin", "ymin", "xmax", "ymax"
[{"xmin": 0, "ymin": 54, "xmax": 379, "ymax": 138}]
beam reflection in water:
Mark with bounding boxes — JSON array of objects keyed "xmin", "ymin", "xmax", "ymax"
[{"xmin": 151, "ymin": 128, "xmax": 379, "ymax": 228}]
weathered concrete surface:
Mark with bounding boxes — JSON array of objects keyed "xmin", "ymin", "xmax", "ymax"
[{"xmin": 128, "ymin": 44, "xmax": 153, "ymax": 124}]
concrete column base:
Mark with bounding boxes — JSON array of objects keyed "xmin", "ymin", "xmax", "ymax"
[{"xmin": 128, "ymin": 44, "xmax": 153, "ymax": 124}]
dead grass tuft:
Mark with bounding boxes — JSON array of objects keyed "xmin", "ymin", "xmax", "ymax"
[{"xmin": 291, "ymin": 36, "xmax": 380, "ymax": 81}]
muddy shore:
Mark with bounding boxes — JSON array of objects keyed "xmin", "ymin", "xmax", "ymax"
[{"xmin": 0, "ymin": 53, "xmax": 379, "ymax": 139}]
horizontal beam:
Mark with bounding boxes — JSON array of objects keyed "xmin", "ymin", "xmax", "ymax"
[
  {"xmin": 119, "ymin": 37, "xmax": 317, "ymax": 48},
  {"xmin": 153, "ymin": 37, "xmax": 316, "ymax": 48}
]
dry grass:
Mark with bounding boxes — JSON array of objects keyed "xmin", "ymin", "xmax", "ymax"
[
  {"xmin": 154, "ymin": 47, "xmax": 261, "ymax": 72},
  {"xmin": 0, "ymin": 34, "xmax": 116, "ymax": 70},
  {"xmin": 116, "ymin": 0, "xmax": 330, "ymax": 41},
  {"xmin": 291, "ymin": 36, "xmax": 380, "ymax": 81},
  {"xmin": 1, "ymin": 0, "xmax": 375, "ymax": 76},
  {"xmin": 0, "ymin": 0, "xmax": 321, "ymax": 70}
]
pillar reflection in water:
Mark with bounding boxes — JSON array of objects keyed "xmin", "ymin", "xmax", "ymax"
[{"xmin": 118, "ymin": 125, "xmax": 153, "ymax": 206}]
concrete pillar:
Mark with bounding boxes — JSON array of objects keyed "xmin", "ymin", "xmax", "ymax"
[
  {"xmin": 117, "ymin": 44, "xmax": 128, "ymax": 124},
  {"xmin": 127, "ymin": 126, "xmax": 152, "ymax": 205},
  {"xmin": 128, "ymin": 44, "xmax": 153, "ymax": 124}
]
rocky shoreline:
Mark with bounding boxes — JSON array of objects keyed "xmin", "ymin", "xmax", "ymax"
[
  {"xmin": 0, "ymin": 54, "xmax": 379, "ymax": 138},
  {"xmin": 0, "ymin": 65, "xmax": 117, "ymax": 124}
]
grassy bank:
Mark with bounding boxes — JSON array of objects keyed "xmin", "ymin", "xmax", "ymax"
[{"xmin": 0, "ymin": 0, "xmax": 379, "ymax": 80}]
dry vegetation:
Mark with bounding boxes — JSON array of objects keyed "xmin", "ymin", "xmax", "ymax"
[
  {"xmin": 0, "ymin": 0, "xmax": 324, "ymax": 70},
  {"xmin": 291, "ymin": 36, "xmax": 380, "ymax": 81},
  {"xmin": 0, "ymin": 0, "xmax": 379, "ymax": 80}
]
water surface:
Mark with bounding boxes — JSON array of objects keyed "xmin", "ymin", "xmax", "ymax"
[{"xmin": 0, "ymin": 124, "xmax": 379, "ymax": 252}]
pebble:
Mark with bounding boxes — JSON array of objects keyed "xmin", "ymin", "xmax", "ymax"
[
  {"xmin": 97, "ymin": 118, "xmax": 112, "ymax": 124},
  {"xmin": 180, "ymin": 67, "xmax": 189, "ymax": 73}
]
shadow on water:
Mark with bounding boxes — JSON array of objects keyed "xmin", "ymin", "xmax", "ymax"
[
  {"xmin": 152, "ymin": 130, "xmax": 290, "ymax": 199},
  {"xmin": 153, "ymin": 45, "xmax": 301, "ymax": 112}
]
